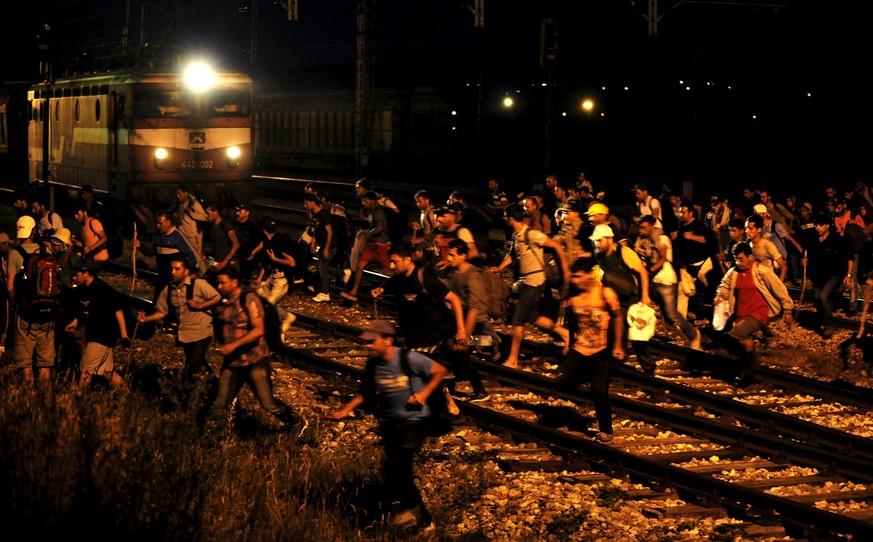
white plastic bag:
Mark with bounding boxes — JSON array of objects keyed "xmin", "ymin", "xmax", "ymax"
[{"xmin": 712, "ymin": 300, "xmax": 731, "ymax": 331}]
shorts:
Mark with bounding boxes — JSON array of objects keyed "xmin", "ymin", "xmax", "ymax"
[
  {"xmin": 510, "ymin": 283, "xmax": 545, "ymax": 326},
  {"xmin": 728, "ymin": 315, "xmax": 766, "ymax": 342},
  {"xmin": 79, "ymin": 342, "xmax": 116, "ymax": 377},
  {"xmin": 359, "ymin": 241, "xmax": 391, "ymax": 270},
  {"xmin": 13, "ymin": 317, "xmax": 55, "ymax": 370}
]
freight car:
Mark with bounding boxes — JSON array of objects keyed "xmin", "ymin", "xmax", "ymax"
[{"xmin": 253, "ymin": 87, "xmax": 452, "ymax": 179}]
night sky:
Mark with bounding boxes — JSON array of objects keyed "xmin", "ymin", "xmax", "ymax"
[{"xmin": 1, "ymin": 1, "xmax": 868, "ymax": 195}]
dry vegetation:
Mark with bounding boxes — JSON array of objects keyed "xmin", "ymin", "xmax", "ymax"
[{"xmin": 1, "ymin": 271, "xmax": 871, "ymax": 541}]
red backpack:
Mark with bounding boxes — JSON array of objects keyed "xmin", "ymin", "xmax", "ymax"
[{"xmin": 14, "ymin": 246, "xmax": 62, "ymax": 322}]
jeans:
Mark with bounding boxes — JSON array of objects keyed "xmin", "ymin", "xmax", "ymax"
[
  {"xmin": 652, "ymin": 282, "xmax": 697, "ymax": 341},
  {"xmin": 379, "ymin": 418, "xmax": 431, "ymax": 522},
  {"xmin": 556, "ymin": 348, "xmax": 613, "ymax": 434},
  {"xmin": 317, "ymin": 245, "xmax": 344, "ymax": 293},
  {"xmin": 813, "ymin": 275, "xmax": 844, "ymax": 328},
  {"xmin": 212, "ymin": 357, "xmax": 297, "ymax": 425},
  {"xmin": 181, "ymin": 336, "xmax": 213, "ymax": 377}
]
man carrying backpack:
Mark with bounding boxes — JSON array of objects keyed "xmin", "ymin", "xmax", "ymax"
[
  {"xmin": 8, "ymin": 215, "xmax": 60, "ymax": 383},
  {"xmin": 446, "ymin": 238, "xmax": 502, "ymax": 368},
  {"xmin": 137, "ymin": 255, "xmax": 222, "ymax": 378},
  {"xmin": 326, "ymin": 320, "xmax": 445, "ymax": 533}
]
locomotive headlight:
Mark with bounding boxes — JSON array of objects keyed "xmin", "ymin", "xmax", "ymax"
[
  {"xmin": 184, "ymin": 61, "xmax": 216, "ymax": 93},
  {"xmin": 154, "ymin": 147, "xmax": 168, "ymax": 169},
  {"xmin": 226, "ymin": 146, "xmax": 241, "ymax": 168}
]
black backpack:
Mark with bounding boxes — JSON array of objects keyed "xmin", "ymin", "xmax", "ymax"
[
  {"xmin": 244, "ymin": 291, "xmax": 286, "ymax": 353},
  {"xmin": 14, "ymin": 246, "xmax": 62, "ymax": 323},
  {"xmin": 361, "ymin": 347, "xmax": 459, "ymax": 436}
]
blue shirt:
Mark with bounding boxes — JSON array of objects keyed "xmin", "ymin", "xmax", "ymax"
[{"xmin": 371, "ymin": 348, "xmax": 434, "ymax": 421}]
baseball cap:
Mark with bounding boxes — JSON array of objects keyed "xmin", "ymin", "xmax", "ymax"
[
  {"xmin": 557, "ymin": 199, "xmax": 579, "ymax": 213},
  {"xmin": 585, "ymin": 202, "xmax": 609, "ymax": 216},
  {"xmin": 360, "ymin": 320, "xmax": 396, "ymax": 341},
  {"xmin": 589, "ymin": 224, "xmax": 615, "ymax": 241},
  {"xmin": 76, "ymin": 260, "xmax": 99, "ymax": 273},
  {"xmin": 627, "ymin": 302, "xmax": 656, "ymax": 341},
  {"xmin": 631, "ymin": 183, "xmax": 648, "ymax": 192},
  {"xmin": 234, "ymin": 203, "xmax": 250, "ymax": 212},
  {"xmin": 753, "ymin": 204, "xmax": 768, "ymax": 215},
  {"xmin": 434, "ymin": 205, "xmax": 456, "ymax": 216},
  {"xmin": 51, "ymin": 227, "xmax": 73, "ymax": 246},
  {"xmin": 16, "ymin": 215, "xmax": 36, "ymax": 239}
]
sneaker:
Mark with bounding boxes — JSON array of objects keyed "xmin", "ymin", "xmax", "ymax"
[
  {"xmin": 689, "ymin": 330, "xmax": 702, "ymax": 351},
  {"xmin": 595, "ymin": 432, "xmax": 613, "ymax": 443},
  {"xmin": 342, "ymin": 268, "xmax": 353, "ymax": 285},
  {"xmin": 469, "ymin": 391, "xmax": 490, "ymax": 402},
  {"xmin": 312, "ymin": 292, "xmax": 331, "ymax": 303},
  {"xmin": 388, "ymin": 509, "xmax": 418, "ymax": 529}
]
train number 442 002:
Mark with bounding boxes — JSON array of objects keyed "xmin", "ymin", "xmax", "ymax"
[{"xmin": 180, "ymin": 160, "xmax": 215, "ymax": 169}]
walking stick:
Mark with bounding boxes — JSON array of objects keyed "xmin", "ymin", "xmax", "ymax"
[
  {"xmin": 857, "ymin": 281, "xmax": 872, "ymax": 338},
  {"xmin": 129, "ymin": 222, "xmax": 138, "ymax": 297},
  {"xmin": 797, "ymin": 250, "xmax": 807, "ymax": 312}
]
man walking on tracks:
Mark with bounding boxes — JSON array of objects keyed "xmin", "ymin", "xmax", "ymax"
[
  {"xmin": 326, "ymin": 320, "xmax": 446, "ymax": 533},
  {"xmin": 137, "ymin": 255, "xmax": 221, "ymax": 378},
  {"xmin": 714, "ymin": 241, "xmax": 794, "ymax": 386},
  {"xmin": 211, "ymin": 267, "xmax": 299, "ymax": 429}
]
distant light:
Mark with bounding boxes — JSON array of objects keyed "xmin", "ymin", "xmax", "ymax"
[
  {"xmin": 601, "ymin": 86, "xmax": 606, "ymax": 90},
  {"xmin": 581, "ymin": 99, "xmax": 594, "ymax": 112},
  {"xmin": 451, "ymin": 126, "xmax": 457, "ymax": 131},
  {"xmin": 541, "ymin": 82, "xmax": 547, "ymax": 87},
  {"xmin": 807, "ymin": 92, "xmax": 813, "ymax": 97},
  {"xmin": 226, "ymin": 146, "xmax": 241, "ymax": 159},
  {"xmin": 600, "ymin": 113, "xmax": 605, "ymax": 117},
  {"xmin": 679, "ymin": 80, "xmax": 684, "ymax": 85},
  {"xmin": 451, "ymin": 110, "xmax": 457, "ymax": 116},
  {"xmin": 623, "ymin": 86, "xmax": 629, "ymax": 91},
  {"xmin": 184, "ymin": 62, "xmax": 216, "ymax": 93},
  {"xmin": 561, "ymin": 112, "xmax": 567, "ymax": 117},
  {"xmin": 503, "ymin": 97, "xmax": 514, "ymax": 108},
  {"xmin": 752, "ymin": 114, "xmax": 758, "ymax": 120},
  {"xmin": 685, "ymin": 86, "xmax": 691, "ymax": 91},
  {"xmin": 154, "ymin": 148, "xmax": 168, "ymax": 160}
]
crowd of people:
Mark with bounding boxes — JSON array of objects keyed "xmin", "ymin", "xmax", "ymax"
[{"xmin": 2, "ymin": 173, "xmax": 871, "ymax": 533}]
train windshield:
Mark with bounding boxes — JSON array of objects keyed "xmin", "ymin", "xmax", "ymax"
[
  {"xmin": 204, "ymin": 90, "xmax": 251, "ymax": 118},
  {"xmin": 133, "ymin": 90, "xmax": 193, "ymax": 118}
]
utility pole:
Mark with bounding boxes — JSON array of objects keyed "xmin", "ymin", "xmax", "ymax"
[
  {"xmin": 540, "ymin": 18, "xmax": 558, "ymax": 175},
  {"xmin": 355, "ymin": 0, "xmax": 374, "ymax": 179}
]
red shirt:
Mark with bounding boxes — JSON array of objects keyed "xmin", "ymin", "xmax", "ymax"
[{"xmin": 733, "ymin": 268, "xmax": 769, "ymax": 325}]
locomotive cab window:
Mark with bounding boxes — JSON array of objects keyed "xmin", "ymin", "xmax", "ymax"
[
  {"xmin": 133, "ymin": 90, "xmax": 192, "ymax": 118},
  {"xmin": 204, "ymin": 90, "xmax": 250, "ymax": 118}
]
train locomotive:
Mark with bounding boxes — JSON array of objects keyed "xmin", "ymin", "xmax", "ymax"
[{"xmin": 4, "ymin": 63, "xmax": 254, "ymax": 207}]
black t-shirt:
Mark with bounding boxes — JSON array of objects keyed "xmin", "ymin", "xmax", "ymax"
[
  {"xmin": 236, "ymin": 219, "xmax": 263, "ymax": 257},
  {"xmin": 263, "ymin": 233, "xmax": 305, "ymax": 278},
  {"xmin": 311, "ymin": 208, "xmax": 335, "ymax": 248},
  {"xmin": 382, "ymin": 263, "xmax": 454, "ymax": 348},
  {"xmin": 76, "ymin": 278, "xmax": 126, "ymax": 347}
]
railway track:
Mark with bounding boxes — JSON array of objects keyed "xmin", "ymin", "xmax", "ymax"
[
  {"xmin": 104, "ymin": 262, "xmax": 873, "ymax": 539},
  {"xmin": 274, "ymin": 310, "xmax": 873, "ymax": 540}
]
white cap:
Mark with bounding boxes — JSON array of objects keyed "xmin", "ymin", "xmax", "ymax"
[
  {"xmin": 753, "ymin": 204, "xmax": 768, "ymax": 215},
  {"xmin": 589, "ymin": 224, "xmax": 615, "ymax": 241},
  {"xmin": 16, "ymin": 215, "xmax": 36, "ymax": 239}
]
